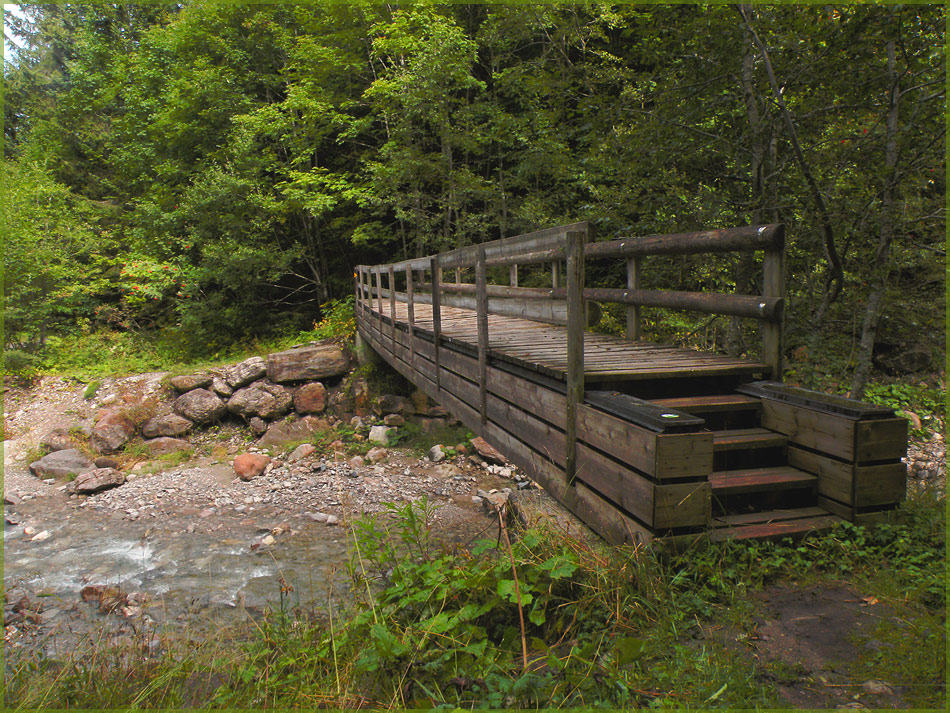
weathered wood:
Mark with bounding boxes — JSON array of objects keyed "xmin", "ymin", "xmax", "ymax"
[
  {"xmin": 509, "ymin": 264, "xmax": 518, "ymax": 287},
  {"xmin": 712, "ymin": 428, "xmax": 787, "ymax": 451},
  {"xmin": 855, "ymin": 418, "xmax": 907, "ymax": 462},
  {"xmin": 709, "ymin": 466, "xmax": 816, "ymax": 495},
  {"xmin": 565, "ymin": 230, "xmax": 585, "ymax": 483},
  {"xmin": 626, "ymin": 256, "xmax": 641, "ymax": 340},
  {"xmin": 430, "ymin": 257, "xmax": 441, "ymax": 392},
  {"xmin": 762, "ymin": 245, "xmax": 785, "ymax": 380},
  {"xmin": 789, "ymin": 446, "xmax": 906, "ymax": 507},
  {"xmin": 651, "ymin": 394, "xmax": 761, "ymax": 414},
  {"xmin": 710, "ymin": 514, "xmax": 841, "ymax": 542},
  {"xmin": 406, "ymin": 265, "xmax": 415, "ymax": 370},
  {"xmin": 388, "ymin": 265, "xmax": 397, "ymax": 349},
  {"xmin": 552, "ymin": 261, "xmax": 561, "ymax": 289},
  {"xmin": 423, "ymin": 281, "xmax": 780, "ymax": 321},
  {"xmin": 476, "ymin": 245, "xmax": 489, "ymax": 425},
  {"xmin": 737, "ymin": 381, "xmax": 895, "ymax": 419}
]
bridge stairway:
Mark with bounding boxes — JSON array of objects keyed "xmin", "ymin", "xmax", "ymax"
[{"xmin": 651, "ymin": 392, "xmax": 842, "ymax": 541}]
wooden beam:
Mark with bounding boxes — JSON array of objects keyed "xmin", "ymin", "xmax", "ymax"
[
  {"xmin": 762, "ymin": 227, "xmax": 785, "ymax": 380},
  {"xmin": 406, "ymin": 265, "xmax": 415, "ymax": 370},
  {"xmin": 431, "ymin": 256, "xmax": 442, "ymax": 393},
  {"xmin": 476, "ymin": 245, "xmax": 489, "ymax": 425},
  {"xmin": 565, "ymin": 229, "xmax": 585, "ymax": 483},
  {"xmin": 626, "ymin": 256, "xmax": 641, "ymax": 340}
]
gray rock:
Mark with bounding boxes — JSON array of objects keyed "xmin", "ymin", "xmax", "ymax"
[
  {"xmin": 223, "ymin": 357, "xmax": 267, "ymax": 388},
  {"xmin": 29, "ymin": 449, "xmax": 94, "ymax": 479},
  {"xmin": 258, "ymin": 415, "xmax": 330, "ymax": 447},
  {"xmin": 40, "ymin": 427, "xmax": 80, "ymax": 452},
  {"xmin": 144, "ymin": 437, "xmax": 192, "ymax": 456},
  {"xmin": 366, "ymin": 447, "xmax": 387, "ymax": 464},
  {"xmin": 377, "ymin": 394, "xmax": 412, "ymax": 415},
  {"xmin": 210, "ymin": 377, "xmax": 233, "ymax": 397},
  {"xmin": 368, "ymin": 425, "xmax": 394, "ymax": 445},
  {"xmin": 427, "ymin": 445, "xmax": 445, "ymax": 463},
  {"xmin": 169, "ymin": 373, "xmax": 213, "ymax": 392},
  {"xmin": 348, "ymin": 455, "xmax": 364, "ymax": 469},
  {"xmin": 227, "ymin": 381, "xmax": 293, "ymax": 420},
  {"xmin": 267, "ymin": 342, "xmax": 350, "ymax": 383},
  {"xmin": 471, "ymin": 436, "xmax": 507, "ymax": 464},
  {"xmin": 70, "ymin": 467, "xmax": 126, "ymax": 494},
  {"xmin": 249, "ymin": 417, "xmax": 268, "ymax": 436},
  {"xmin": 94, "ymin": 456, "xmax": 120, "ymax": 469},
  {"xmin": 383, "ymin": 413, "xmax": 405, "ymax": 427},
  {"xmin": 173, "ymin": 388, "xmax": 227, "ymax": 424},
  {"xmin": 288, "ymin": 443, "xmax": 316, "ymax": 462},
  {"xmin": 141, "ymin": 413, "xmax": 193, "ymax": 438}
]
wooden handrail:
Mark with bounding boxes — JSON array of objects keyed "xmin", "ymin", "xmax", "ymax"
[{"xmin": 356, "ymin": 221, "xmax": 786, "ymax": 380}]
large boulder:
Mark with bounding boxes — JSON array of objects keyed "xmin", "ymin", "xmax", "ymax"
[
  {"xmin": 90, "ymin": 411, "xmax": 136, "ymax": 454},
  {"xmin": 70, "ymin": 467, "xmax": 126, "ymax": 494},
  {"xmin": 227, "ymin": 381, "xmax": 293, "ymax": 420},
  {"xmin": 258, "ymin": 415, "xmax": 329, "ymax": 447},
  {"xmin": 267, "ymin": 342, "xmax": 349, "ymax": 383},
  {"xmin": 169, "ymin": 373, "xmax": 213, "ymax": 392},
  {"xmin": 377, "ymin": 394, "xmax": 412, "ymax": 415},
  {"xmin": 293, "ymin": 382, "xmax": 327, "ymax": 414},
  {"xmin": 223, "ymin": 357, "xmax": 267, "ymax": 389},
  {"xmin": 471, "ymin": 437, "xmax": 507, "ymax": 464},
  {"xmin": 141, "ymin": 413, "xmax": 193, "ymax": 438},
  {"xmin": 29, "ymin": 449, "xmax": 94, "ymax": 479},
  {"xmin": 368, "ymin": 425, "xmax": 395, "ymax": 446},
  {"xmin": 173, "ymin": 388, "xmax": 227, "ymax": 425}
]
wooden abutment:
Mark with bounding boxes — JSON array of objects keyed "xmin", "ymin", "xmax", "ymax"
[{"xmin": 355, "ymin": 223, "xmax": 908, "ymax": 543}]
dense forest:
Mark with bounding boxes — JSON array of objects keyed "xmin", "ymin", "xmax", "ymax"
[{"xmin": 3, "ymin": 3, "xmax": 945, "ymax": 398}]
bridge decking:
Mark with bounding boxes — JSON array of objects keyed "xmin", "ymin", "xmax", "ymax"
[{"xmin": 377, "ymin": 302, "xmax": 770, "ymax": 382}]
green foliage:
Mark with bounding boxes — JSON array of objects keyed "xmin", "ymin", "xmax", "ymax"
[
  {"xmin": 862, "ymin": 381, "xmax": 946, "ymax": 437},
  {"xmin": 308, "ymin": 297, "xmax": 356, "ymax": 342}
]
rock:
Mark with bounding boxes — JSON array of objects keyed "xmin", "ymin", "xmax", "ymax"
[
  {"xmin": 350, "ymin": 416, "xmax": 364, "ymax": 430},
  {"xmin": 368, "ymin": 425, "xmax": 394, "ymax": 445},
  {"xmin": 288, "ymin": 443, "xmax": 316, "ymax": 462},
  {"xmin": 223, "ymin": 356, "xmax": 267, "ymax": 388},
  {"xmin": 366, "ymin": 447, "xmax": 387, "ymax": 464},
  {"xmin": 353, "ymin": 378, "xmax": 371, "ymax": 416},
  {"xmin": 410, "ymin": 389, "xmax": 429, "ymax": 414},
  {"xmin": 173, "ymin": 388, "xmax": 227, "ymax": 424},
  {"xmin": 29, "ymin": 449, "xmax": 93, "ymax": 479},
  {"xmin": 141, "ymin": 413, "xmax": 193, "ymax": 438},
  {"xmin": 30, "ymin": 530, "xmax": 50, "ymax": 542},
  {"xmin": 471, "ymin": 437, "xmax": 506, "ymax": 464},
  {"xmin": 383, "ymin": 413, "xmax": 405, "ymax": 427},
  {"xmin": 144, "ymin": 437, "xmax": 192, "ymax": 456},
  {"xmin": 325, "ymin": 514, "xmax": 340, "ymax": 526},
  {"xmin": 210, "ymin": 377, "xmax": 233, "ymax": 397},
  {"xmin": 169, "ymin": 373, "xmax": 213, "ymax": 392},
  {"xmin": 861, "ymin": 680, "xmax": 894, "ymax": 696},
  {"xmin": 348, "ymin": 455, "xmax": 365, "ymax": 468},
  {"xmin": 418, "ymin": 416, "xmax": 448, "ymax": 433},
  {"xmin": 378, "ymin": 394, "xmax": 412, "ymax": 415},
  {"xmin": 5, "ymin": 494, "xmax": 22, "ymax": 506},
  {"xmin": 227, "ymin": 381, "xmax": 293, "ymax": 420},
  {"xmin": 70, "ymin": 467, "xmax": 126, "ymax": 494},
  {"xmin": 91, "ymin": 411, "xmax": 136, "ymax": 453},
  {"xmin": 455, "ymin": 443, "xmax": 468, "ymax": 455},
  {"xmin": 234, "ymin": 454, "xmax": 272, "ymax": 481},
  {"xmin": 293, "ymin": 382, "xmax": 327, "ymax": 414},
  {"xmin": 428, "ymin": 445, "xmax": 445, "ymax": 462},
  {"xmin": 258, "ymin": 415, "xmax": 330, "ymax": 447},
  {"xmin": 40, "ymin": 427, "xmax": 80, "ymax": 452},
  {"xmin": 308, "ymin": 512, "xmax": 329, "ymax": 522},
  {"xmin": 94, "ymin": 456, "xmax": 120, "ymax": 469},
  {"xmin": 267, "ymin": 342, "xmax": 350, "ymax": 383}
]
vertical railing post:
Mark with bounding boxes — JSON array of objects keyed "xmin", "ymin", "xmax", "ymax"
[
  {"xmin": 552, "ymin": 261, "xmax": 561, "ymax": 288},
  {"xmin": 626, "ymin": 256, "xmax": 641, "ymax": 341},
  {"xmin": 388, "ymin": 265, "xmax": 396, "ymax": 350},
  {"xmin": 375, "ymin": 267, "xmax": 383, "ymax": 333},
  {"xmin": 762, "ymin": 226, "xmax": 785, "ymax": 381},
  {"xmin": 406, "ymin": 265, "xmax": 415, "ymax": 371},
  {"xmin": 565, "ymin": 229, "xmax": 586, "ymax": 484},
  {"xmin": 509, "ymin": 264, "xmax": 518, "ymax": 287},
  {"xmin": 476, "ymin": 247, "xmax": 489, "ymax": 428},
  {"xmin": 431, "ymin": 257, "xmax": 442, "ymax": 393}
]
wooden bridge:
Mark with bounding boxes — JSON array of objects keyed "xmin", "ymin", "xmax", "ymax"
[{"xmin": 355, "ymin": 223, "xmax": 908, "ymax": 543}]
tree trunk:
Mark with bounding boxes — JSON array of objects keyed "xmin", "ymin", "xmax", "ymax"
[{"xmin": 851, "ymin": 36, "xmax": 900, "ymax": 400}]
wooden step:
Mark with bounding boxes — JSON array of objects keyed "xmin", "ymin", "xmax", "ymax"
[
  {"xmin": 652, "ymin": 393, "xmax": 761, "ymax": 414},
  {"xmin": 712, "ymin": 428, "xmax": 786, "ymax": 452},
  {"xmin": 710, "ymin": 513, "xmax": 843, "ymax": 541},
  {"xmin": 710, "ymin": 466, "xmax": 817, "ymax": 495},
  {"xmin": 712, "ymin": 505, "xmax": 829, "ymax": 528}
]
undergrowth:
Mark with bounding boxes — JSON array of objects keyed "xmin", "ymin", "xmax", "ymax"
[{"xmin": 5, "ymin": 487, "xmax": 945, "ymax": 709}]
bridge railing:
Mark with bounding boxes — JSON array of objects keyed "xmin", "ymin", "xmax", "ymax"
[{"xmin": 356, "ymin": 221, "xmax": 784, "ymax": 484}]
